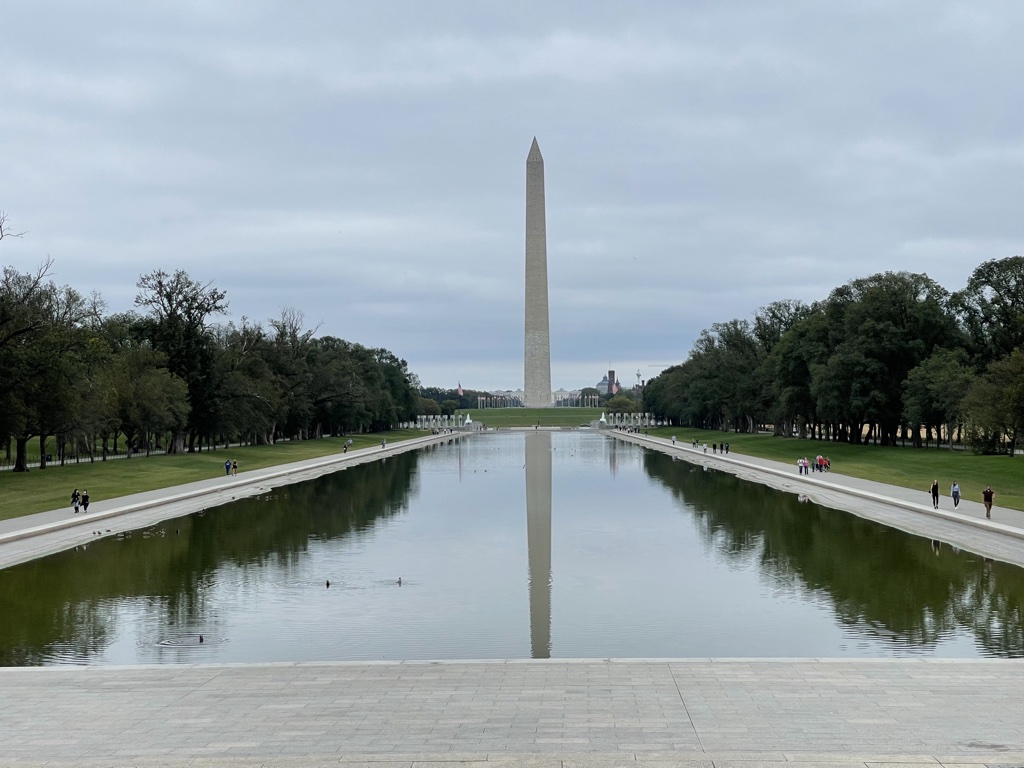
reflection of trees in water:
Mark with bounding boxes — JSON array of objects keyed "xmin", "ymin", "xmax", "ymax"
[
  {"xmin": 644, "ymin": 451, "xmax": 1024, "ymax": 656},
  {"xmin": 0, "ymin": 451, "xmax": 420, "ymax": 665}
]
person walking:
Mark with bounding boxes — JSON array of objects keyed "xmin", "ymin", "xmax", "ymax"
[
  {"xmin": 231, "ymin": 459, "xmax": 238, "ymax": 476},
  {"xmin": 930, "ymin": 480, "xmax": 940, "ymax": 509},
  {"xmin": 671, "ymin": 435, "xmax": 676, "ymax": 445},
  {"xmin": 982, "ymin": 485, "xmax": 994, "ymax": 519},
  {"xmin": 950, "ymin": 481, "xmax": 961, "ymax": 509},
  {"xmin": 81, "ymin": 489, "xmax": 90, "ymax": 513},
  {"xmin": 71, "ymin": 488, "xmax": 81, "ymax": 514},
  {"xmin": 224, "ymin": 459, "xmax": 231, "ymax": 476}
]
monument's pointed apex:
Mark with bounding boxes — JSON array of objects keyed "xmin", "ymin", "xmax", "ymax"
[{"xmin": 528, "ymin": 137, "xmax": 543, "ymax": 161}]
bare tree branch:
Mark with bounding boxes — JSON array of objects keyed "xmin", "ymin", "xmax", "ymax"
[{"xmin": 0, "ymin": 211, "xmax": 27, "ymax": 241}]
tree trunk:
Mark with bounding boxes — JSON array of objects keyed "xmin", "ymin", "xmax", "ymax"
[
  {"xmin": 39, "ymin": 434, "xmax": 48, "ymax": 469},
  {"xmin": 13, "ymin": 437, "xmax": 30, "ymax": 472}
]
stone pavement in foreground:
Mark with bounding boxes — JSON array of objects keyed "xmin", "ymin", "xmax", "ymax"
[{"xmin": 2, "ymin": 659, "xmax": 1024, "ymax": 767}]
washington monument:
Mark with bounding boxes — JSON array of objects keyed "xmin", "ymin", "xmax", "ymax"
[{"xmin": 524, "ymin": 138, "xmax": 552, "ymax": 407}]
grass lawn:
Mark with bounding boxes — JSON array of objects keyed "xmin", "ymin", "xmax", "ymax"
[
  {"xmin": 0, "ymin": 430, "xmax": 426, "ymax": 522},
  {"xmin": 463, "ymin": 407, "xmax": 602, "ymax": 428},
  {"xmin": 646, "ymin": 426, "xmax": 1024, "ymax": 512}
]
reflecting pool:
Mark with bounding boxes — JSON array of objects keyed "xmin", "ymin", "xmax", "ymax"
[{"xmin": 1, "ymin": 431, "xmax": 1022, "ymax": 665}]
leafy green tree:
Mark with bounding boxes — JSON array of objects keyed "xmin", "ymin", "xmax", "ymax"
[
  {"xmin": 420, "ymin": 397, "xmax": 441, "ymax": 416},
  {"xmin": 962, "ymin": 349, "xmax": 1024, "ymax": 455},
  {"xmin": 212, "ymin": 320, "xmax": 277, "ymax": 445},
  {"xmin": 307, "ymin": 336, "xmax": 367, "ymax": 438},
  {"xmin": 807, "ymin": 272, "xmax": 960, "ymax": 445},
  {"xmin": 952, "ymin": 256, "xmax": 1024, "ymax": 365},
  {"xmin": 0, "ymin": 262, "xmax": 92, "ymax": 470},
  {"xmin": 902, "ymin": 349, "xmax": 974, "ymax": 448},
  {"xmin": 265, "ymin": 308, "xmax": 316, "ymax": 440},
  {"xmin": 765, "ymin": 308, "xmax": 827, "ymax": 437},
  {"xmin": 110, "ymin": 345, "xmax": 190, "ymax": 455},
  {"xmin": 753, "ymin": 300, "xmax": 811, "ymax": 434},
  {"xmin": 134, "ymin": 269, "xmax": 228, "ymax": 453},
  {"xmin": 606, "ymin": 394, "xmax": 637, "ymax": 414},
  {"xmin": 440, "ymin": 399, "xmax": 459, "ymax": 416}
]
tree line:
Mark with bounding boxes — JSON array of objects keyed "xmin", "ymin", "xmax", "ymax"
[
  {"xmin": 643, "ymin": 257, "xmax": 1024, "ymax": 454},
  {"xmin": 0, "ymin": 261, "xmax": 420, "ymax": 472}
]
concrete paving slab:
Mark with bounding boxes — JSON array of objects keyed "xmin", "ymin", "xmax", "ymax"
[{"xmin": 2, "ymin": 660, "xmax": 1024, "ymax": 764}]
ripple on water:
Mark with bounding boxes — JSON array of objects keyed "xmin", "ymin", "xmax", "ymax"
[
  {"xmin": 274, "ymin": 577, "xmax": 349, "ymax": 589},
  {"xmin": 157, "ymin": 633, "xmax": 227, "ymax": 647}
]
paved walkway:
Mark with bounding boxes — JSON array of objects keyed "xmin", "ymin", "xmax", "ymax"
[
  {"xmin": 611, "ymin": 431, "xmax": 1024, "ymax": 568},
  {"xmin": 2, "ymin": 659, "xmax": 1024, "ymax": 766}
]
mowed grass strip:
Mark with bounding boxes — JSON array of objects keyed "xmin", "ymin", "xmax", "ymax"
[
  {"xmin": 0, "ymin": 430, "xmax": 426, "ymax": 522},
  {"xmin": 462, "ymin": 407, "xmax": 602, "ymax": 428},
  {"xmin": 647, "ymin": 427, "xmax": 1024, "ymax": 512}
]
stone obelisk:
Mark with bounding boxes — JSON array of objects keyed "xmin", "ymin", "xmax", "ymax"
[{"xmin": 524, "ymin": 137, "xmax": 552, "ymax": 408}]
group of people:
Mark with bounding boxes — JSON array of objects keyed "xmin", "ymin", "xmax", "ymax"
[
  {"xmin": 70, "ymin": 488, "xmax": 90, "ymax": 513},
  {"xmin": 684, "ymin": 438, "xmax": 730, "ymax": 455},
  {"xmin": 223, "ymin": 459, "xmax": 238, "ymax": 476},
  {"xmin": 796, "ymin": 455, "xmax": 830, "ymax": 474},
  {"xmin": 930, "ymin": 480, "xmax": 996, "ymax": 519}
]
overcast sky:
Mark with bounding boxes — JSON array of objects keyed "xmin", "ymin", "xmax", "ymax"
[{"xmin": 3, "ymin": 2, "xmax": 1023, "ymax": 392}]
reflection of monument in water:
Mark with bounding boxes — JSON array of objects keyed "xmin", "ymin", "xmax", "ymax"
[{"xmin": 525, "ymin": 430, "xmax": 552, "ymax": 658}]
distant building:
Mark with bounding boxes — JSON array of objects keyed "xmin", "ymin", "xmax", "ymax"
[{"xmin": 596, "ymin": 371, "xmax": 620, "ymax": 396}]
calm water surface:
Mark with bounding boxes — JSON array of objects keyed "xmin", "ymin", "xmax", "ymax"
[{"xmin": 2, "ymin": 431, "xmax": 1023, "ymax": 665}]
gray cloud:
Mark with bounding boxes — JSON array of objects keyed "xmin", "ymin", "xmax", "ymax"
[{"xmin": 3, "ymin": 1, "xmax": 1023, "ymax": 391}]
